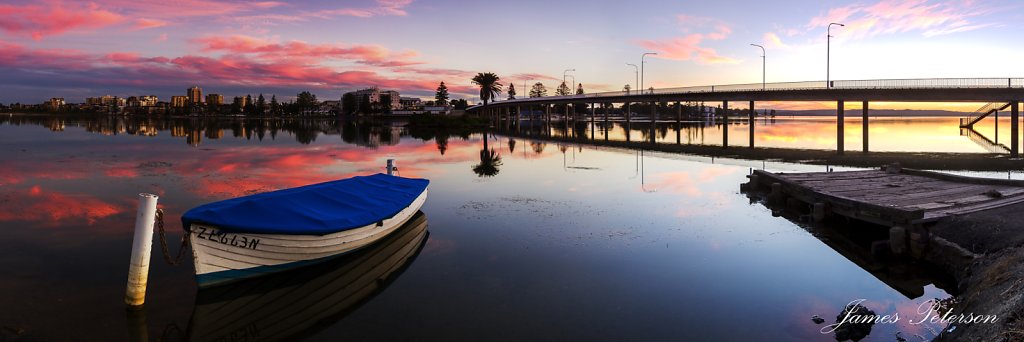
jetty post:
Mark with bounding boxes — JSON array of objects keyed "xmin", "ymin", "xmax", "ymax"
[
  {"xmin": 387, "ymin": 159, "xmax": 396, "ymax": 175},
  {"xmin": 125, "ymin": 193, "xmax": 159, "ymax": 308}
]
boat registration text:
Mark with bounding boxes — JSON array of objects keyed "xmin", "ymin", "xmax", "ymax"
[{"xmin": 193, "ymin": 226, "xmax": 260, "ymax": 250}]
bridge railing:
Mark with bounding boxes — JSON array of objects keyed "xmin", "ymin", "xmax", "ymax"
[{"xmin": 479, "ymin": 78, "xmax": 1024, "ymax": 108}]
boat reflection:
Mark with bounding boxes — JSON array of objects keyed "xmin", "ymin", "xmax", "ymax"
[{"xmin": 185, "ymin": 211, "xmax": 429, "ymax": 342}]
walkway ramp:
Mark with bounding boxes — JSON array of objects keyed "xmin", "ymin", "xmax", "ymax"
[
  {"xmin": 747, "ymin": 166, "xmax": 1024, "ymax": 226},
  {"xmin": 960, "ymin": 102, "xmax": 1010, "ymax": 128}
]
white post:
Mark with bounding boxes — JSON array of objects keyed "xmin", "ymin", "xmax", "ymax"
[
  {"xmin": 387, "ymin": 159, "xmax": 395, "ymax": 175},
  {"xmin": 125, "ymin": 193, "xmax": 158, "ymax": 308}
]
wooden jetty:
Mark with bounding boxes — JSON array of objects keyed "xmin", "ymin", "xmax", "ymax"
[
  {"xmin": 743, "ymin": 164, "xmax": 1024, "ymax": 258},
  {"xmin": 745, "ymin": 165, "xmax": 1024, "ymax": 226}
]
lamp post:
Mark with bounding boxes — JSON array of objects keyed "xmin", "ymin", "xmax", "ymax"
[
  {"xmin": 750, "ymin": 44, "xmax": 765, "ymax": 90},
  {"xmin": 827, "ymin": 22, "xmax": 844, "ymax": 88},
  {"xmin": 563, "ymin": 69, "xmax": 575, "ymax": 95},
  {"xmin": 626, "ymin": 63, "xmax": 638, "ymax": 94},
  {"xmin": 641, "ymin": 52, "xmax": 657, "ymax": 94}
]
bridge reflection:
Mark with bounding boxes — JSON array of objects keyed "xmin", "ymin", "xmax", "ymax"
[{"xmin": 473, "ymin": 77, "xmax": 1024, "ymax": 156}]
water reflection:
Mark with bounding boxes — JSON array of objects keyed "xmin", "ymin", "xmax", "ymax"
[
  {"xmin": 473, "ymin": 132, "xmax": 502, "ymax": 177},
  {"xmin": 0, "ymin": 114, "xmax": 973, "ymax": 340},
  {"xmin": 185, "ymin": 212, "xmax": 429, "ymax": 342},
  {"xmin": 499, "ymin": 116, "xmax": 1023, "ymax": 154},
  {"xmin": 742, "ymin": 183, "xmax": 955, "ymax": 341}
]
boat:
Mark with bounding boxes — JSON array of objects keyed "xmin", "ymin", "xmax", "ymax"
[
  {"xmin": 181, "ymin": 173, "xmax": 429, "ymax": 287},
  {"xmin": 186, "ymin": 212, "xmax": 430, "ymax": 341}
]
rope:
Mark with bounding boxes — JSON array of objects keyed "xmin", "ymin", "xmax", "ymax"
[{"xmin": 156, "ymin": 209, "xmax": 190, "ymax": 266}]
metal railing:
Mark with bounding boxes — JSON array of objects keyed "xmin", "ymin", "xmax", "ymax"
[{"xmin": 474, "ymin": 78, "xmax": 1024, "ymax": 109}]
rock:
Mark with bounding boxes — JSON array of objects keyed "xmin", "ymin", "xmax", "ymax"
[
  {"xmin": 833, "ymin": 303, "xmax": 876, "ymax": 341},
  {"xmin": 812, "ymin": 315, "xmax": 825, "ymax": 324}
]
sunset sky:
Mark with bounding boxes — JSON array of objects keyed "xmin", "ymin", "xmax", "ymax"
[{"xmin": 1, "ymin": 0, "xmax": 1021, "ymax": 105}]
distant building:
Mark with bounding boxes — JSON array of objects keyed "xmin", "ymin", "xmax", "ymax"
[
  {"xmin": 171, "ymin": 96, "xmax": 188, "ymax": 107},
  {"xmin": 320, "ymin": 100, "xmax": 340, "ymax": 114},
  {"xmin": 233, "ymin": 96, "xmax": 248, "ymax": 108},
  {"xmin": 188, "ymin": 86, "xmax": 203, "ymax": 105},
  {"xmin": 206, "ymin": 94, "xmax": 223, "ymax": 106},
  {"xmin": 341, "ymin": 87, "xmax": 401, "ymax": 114},
  {"xmin": 87, "ymin": 95, "xmax": 119, "ymax": 106},
  {"xmin": 46, "ymin": 97, "xmax": 65, "ymax": 110},
  {"xmin": 127, "ymin": 96, "xmax": 158, "ymax": 107},
  {"xmin": 399, "ymin": 97, "xmax": 422, "ymax": 109}
]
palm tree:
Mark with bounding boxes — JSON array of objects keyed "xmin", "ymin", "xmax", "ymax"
[{"xmin": 471, "ymin": 72, "xmax": 502, "ymax": 106}]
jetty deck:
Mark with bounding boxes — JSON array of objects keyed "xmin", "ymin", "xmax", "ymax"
[{"xmin": 747, "ymin": 167, "xmax": 1024, "ymax": 226}]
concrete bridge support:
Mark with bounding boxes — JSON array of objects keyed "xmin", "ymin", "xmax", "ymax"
[
  {"xmin": 1013, "ymin": 101, "xmax": 1019, "ymax": 158},
  {"xmin": 862, "ymin": 101, "xmax": 869, "ymax": 153},
  {"xmin": 749, "ymin": 100, "xmax": 755, "ymax": 148},
  {"xmin": 837, "ymin": 100, "xmax": 845, "ymax": 155},
  {"xmin": 722, "ymin": 100, "xmax": 729, "ymax": 148}
]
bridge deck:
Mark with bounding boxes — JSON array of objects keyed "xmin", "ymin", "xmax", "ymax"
[{"xmin": 747, "ymin": 167, "xmax": 1024, "ymax": 226}]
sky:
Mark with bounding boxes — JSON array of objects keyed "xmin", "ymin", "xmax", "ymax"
[{"xmin": 1, "ymin": 0, "xmax": 1023, "ymax": 106}]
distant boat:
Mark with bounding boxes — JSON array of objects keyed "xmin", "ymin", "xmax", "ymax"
[
  {"xmin": 186, "ymin": 212, "xmax": 430, "ymax": 341},
  {"xmin": 181, "ymin": 173, "xmax": 429, "ymax": 287}
]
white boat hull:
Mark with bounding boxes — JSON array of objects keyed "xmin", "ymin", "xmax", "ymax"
[{"xmin": 188, "ymin": 189, "xmax": 428, "ymax": 287}]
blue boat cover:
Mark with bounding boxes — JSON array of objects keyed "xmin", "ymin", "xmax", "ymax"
[{"xmin": 181, "ymin": 174, "xmax": 428, "ymax": 235}]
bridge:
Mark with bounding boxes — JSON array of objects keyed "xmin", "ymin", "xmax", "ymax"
[{"xmin": 468, "ymin": 78, "xmax": 1024, "ymax": 157}]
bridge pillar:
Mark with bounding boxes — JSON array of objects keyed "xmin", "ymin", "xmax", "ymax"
[
  {"xmin": 650, "ymin": 102, "xmax": 657, "ymax": 144},
  {"xmin": 837, "ymin": 100, "xmax": 845, "ymax": 155},
  {"xmin": 862, "ymin": 101, "xmax": 869, "ymax": 153},
  {"xmin": 605, "ymin": 104, "xmax": 610, "ymax": 141},
  {"xmin": 626, "ymin": 102, "xmax": 631, "ymax": 123},
  {"xmin": 749, "ymin": 101, "xmax": 755, "ymax": 148},
  {"xmin": 677, "ymin": 101, "xmax": 682, "ymax": 145},
  {"xmin": 676, "ymin": 102, "xmax": 682, "ymax": 124},
  {"xmin": 1013, "ymin": 101, "xmax": 1020, "ymax": 158},
  {"xmin": 722, "ymin": 100, "xmax": 729, "ymax": 148}
]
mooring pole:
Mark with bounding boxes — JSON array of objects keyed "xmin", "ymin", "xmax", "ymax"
[{"xmin": 125, "ymin": 193, "xmax": 159, "ymax": 308}]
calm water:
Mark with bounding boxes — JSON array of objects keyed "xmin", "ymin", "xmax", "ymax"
[
  {"xmin": 524, "ymin": 115, "xmax": 1019, "ymax": 154},
  {"xmin": 0, "ymin": 114, "xmax": 979, "ymax": 341}
]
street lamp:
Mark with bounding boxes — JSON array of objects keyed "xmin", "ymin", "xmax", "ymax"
[
  {"xmin": 827, "ymin": 22, "xmax": 844, "ymax": 88},
  {"xmin": 626, "ymin": 63, "xmax": 638, "ymax": 94},
  {"xmin": 641, "ymin": 52, "xmax": 657, "ymax": 94},
  {"xmin": 563, "ymin": 69, "xmax": 575, "ymax": 95},
  {"xmin": 750, "ymin": 44, "xmax": 765, "ymax": 90}
]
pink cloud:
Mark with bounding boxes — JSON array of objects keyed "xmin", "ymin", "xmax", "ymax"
[
  {"xmin": 0, "ymin": 1, "xmax": 124, "ymax": 40},
  {"xmin": 807, "ymin": 0, "xmax": 992, "ymax": 39},
  {"xmin": 133, "ymin": 18, "xmax": 169, "ymax": 30},
  {"xmin": 194, "ymin": 34, "xmax": 424, "ymax": 67},
  {"xmin": 317, "ymin": 0, "xmax": 414, "ymax": 18},
  {"xmin": 638, "ymin": 34, "xmax": 738, "ymax": 65},
  {"xmin": 763, "ymin": 32, "xmax": 789, "ymax": 49},
  {"xmin": 636, "ymin": 14, "xmax": 738, "ymax": 65}
]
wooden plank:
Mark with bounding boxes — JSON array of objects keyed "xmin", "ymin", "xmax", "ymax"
[
  {"xmin": 792, "ymin": 175, "xmax": 927, "ymax": 188},
  {"xmin": 901, "ymin": 168, "xmax": 1024, "ymax": 187},
  {"xmin": 820, "ymin": 179, "xmax": 961, "ymax": 195},
  {"xmin": 829, "ymin": 183, "xmax": 975, "ymax": 200},
  {"xmin": 781, "ymin": 170, "xmax": 887, "ymax": 181},
  {"xmin": 888, "ymin": 186, "xmax": 1018, "ymax": 206}
]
